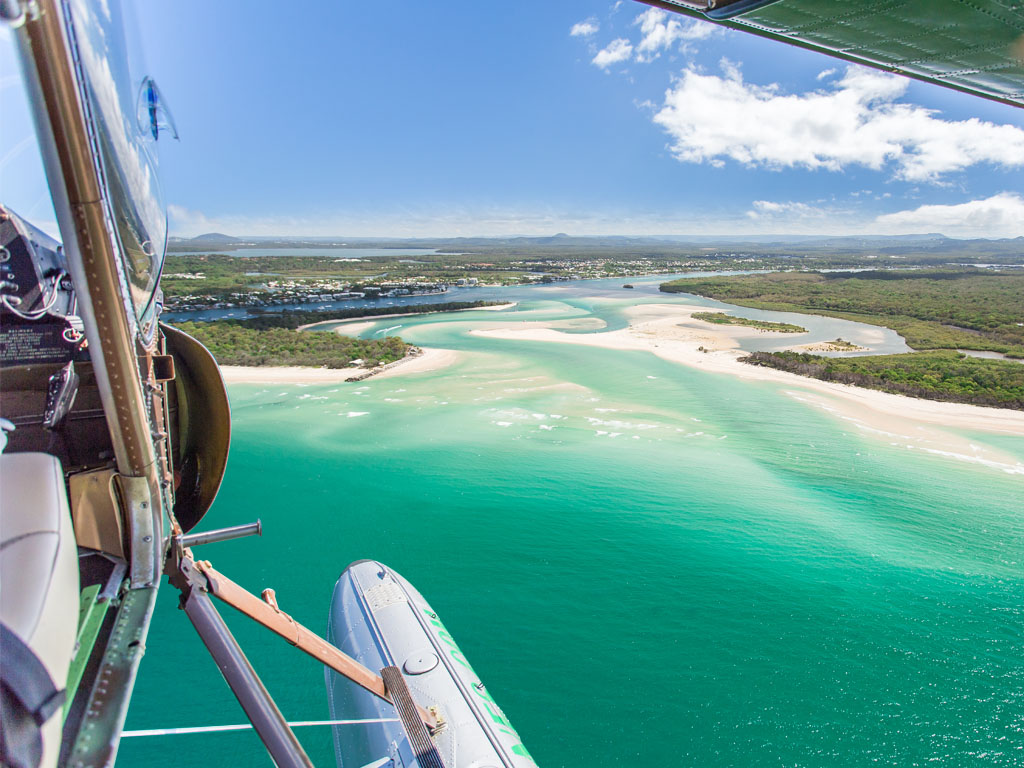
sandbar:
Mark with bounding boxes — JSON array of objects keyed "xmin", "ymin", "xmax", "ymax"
[
  {"xmin": 469, "ymin": 302, "xmax": 1024, "ymax": 471},
  {"xmin": 298, "ymin": 302, "xmax": 518, "ymax": 332},
  {"xmin": 220, "ymin": 347, "xmax": 459, "ymax": 385}
]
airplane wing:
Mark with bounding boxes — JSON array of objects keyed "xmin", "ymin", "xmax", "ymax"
[{"xmin": 638, "ymin": 1, "xmax": 1024, "ymax": 108}]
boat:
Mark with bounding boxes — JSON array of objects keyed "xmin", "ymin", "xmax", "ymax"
[{"xmin": 0, "ymin": 1, "xmax": 1020, "ymax": 767}]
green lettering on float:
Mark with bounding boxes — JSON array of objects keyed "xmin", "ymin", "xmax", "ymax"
[
  {"xmin": 419, "ymin": 608, "xmax": 537, "ymax": 765},
  {"xmin": 511, "ymin": 743, "xmax": 538, "ymax": 764}
]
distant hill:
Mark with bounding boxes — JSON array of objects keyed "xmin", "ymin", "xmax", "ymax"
[{"xmin": 190, "ymin": 232, "xmax": 241, "ymax": 243}]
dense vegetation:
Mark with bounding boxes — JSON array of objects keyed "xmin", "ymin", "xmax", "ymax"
[
  {"xmin": 173, "ymin": 320, "xmax": 407, "ymax": 368},
  {"xmin": 662, "ymin": 270, "xmax": 1024, "ymax": 356},
  {"xmin": 167, "ymin": 302, "xmax": 505, "ymax": 368},
  {"xmin": 662, "ymin": 269, "xmax": 1024, "ymax": 408},
  {"xmin": 743, "ymin": 351, "xmax": 1024, "ymax": 410},
  {"xmin": 692, "ymin": 312, "xmax": 806, "ymax": 333}
]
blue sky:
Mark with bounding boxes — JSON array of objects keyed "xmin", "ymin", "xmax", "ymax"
[{"xmin": 2, "ymin": 1, "xmax": 1023, "ymax": 238}]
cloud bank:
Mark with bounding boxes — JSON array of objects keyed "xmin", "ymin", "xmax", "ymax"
[
  {"xmin": 873, "ymin": 193, "xmax": 1024, "ymax": 238},
  {"xmin": 652, "ymin": 64, "xmax": 1024, "ymax": 182},
  {"xmin": 169, "ymin": 193, "xmax": 1024, "ymax": 240}
]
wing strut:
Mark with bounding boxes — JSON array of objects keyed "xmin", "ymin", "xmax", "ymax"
[{"xmin": 166, "ymin": 523, "xmax": 442, "ymax": 767}]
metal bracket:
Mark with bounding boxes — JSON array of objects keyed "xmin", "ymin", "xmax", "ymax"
[{"xmin": 114, "ymin": 474, "xmax": 159, "ymax": 588}]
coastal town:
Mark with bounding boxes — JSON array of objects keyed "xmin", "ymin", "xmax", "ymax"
[{"xmin": 162, "ymin": 251, "xmax": 783, "ymax": 312}]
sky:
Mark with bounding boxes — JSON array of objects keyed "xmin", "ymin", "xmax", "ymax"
[{"xmin": 2, "ymin": 0, "xmax": 1023, "ymax": 239}]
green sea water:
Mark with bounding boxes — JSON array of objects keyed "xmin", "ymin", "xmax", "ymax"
[{"xmin": 121, "ymin": 278, "xmax": 1023, "ymax": 767}]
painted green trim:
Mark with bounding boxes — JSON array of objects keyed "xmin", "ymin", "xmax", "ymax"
[
  {"xmin": 64, "ymin": 584, "xmax": 110, "ymax": 720},
  {"xmin": 635, "ymin": 0, "xmax": 1024, "ymax": 109}
]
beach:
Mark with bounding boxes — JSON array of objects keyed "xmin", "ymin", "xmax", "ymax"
[
  {"xmin": 223, "ymin": 297, "xmax": 1022, "ymax": 472},
  {"xmin": 469, "ymin": 302, "xmax": 1024, "ymax": 472},
  {"xmin": 219, "ymin": 346, "xmax": 459, "ymax": 384}
]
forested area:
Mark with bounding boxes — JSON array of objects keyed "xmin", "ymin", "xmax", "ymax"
[
  {"xmin": 662, "ymin": 269, "xmax": 1024, "ymax": 407},
  {"xmin": 691, "ymin": 312, "xmax": 806, "ymax": 332},
  {"xmin": 172, "ymin": 321, "xmax": 407, "ymax": 368},
  {"xmin": 743, "ymin": 350, "xmax": 1024, "ymax": 410},
  {"xmin": 662, "ymin": 270, "xmax": 1024, "ymax": 356}
]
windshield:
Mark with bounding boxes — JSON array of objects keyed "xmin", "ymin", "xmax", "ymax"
[{"xmin": 68, "ymin": 0, "xmax": 167, "ymax": 342}]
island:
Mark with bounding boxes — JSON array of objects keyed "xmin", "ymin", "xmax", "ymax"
[{"xmin": 691, "ymin": 311, "xmax": 806, "ymax": 333}]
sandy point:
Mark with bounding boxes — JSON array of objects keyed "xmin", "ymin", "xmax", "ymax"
[
  {"xmin": 374, "ymin": 347, "xmax": 460, "ymax": 378},
  {"xmin": 219, "ymin": 347, "xmax": 459, "ymax": 385},
  {"xmin": 469, "ymin": 303, "xmax": 1024, "ymax": 471}
]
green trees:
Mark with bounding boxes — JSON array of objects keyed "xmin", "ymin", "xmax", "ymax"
[
  {"xmin": 691, "ymin": 312, "xmax": 806, "ymax": 332},
  {"xmin": 743, "ymin": 351, "xmax": 1024, "ymax": 409},
  {"xmin": 662, "ymin": 269, "xmax": 1024, "ymax": 355},
  {"xmin": 662, "ymin": 269, "xmax": 1024, "ymax": 408},
  {"xmin": 174, "ymin": 321, "xmax": 407, "ymax": 368}
]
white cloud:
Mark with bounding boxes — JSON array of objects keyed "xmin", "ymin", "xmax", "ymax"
[
  {"xmin": 747, "ymin": 200, "xmax": 827, "ymax": 219},
  {"xmin": 570, "ymin": 18, "xmax": 599, "ymax": 37},
  {"xmin": 634, "ymin": 7, "xmax": 714, "ymax": 62},
  {"xmin": 816, "ymin": 68, "xmax": 836, "ymax": 81},
  {"xmin": 652, "ymin": 64, "xmax": 1024, "ymax": 182},
  {"xmin": 592, "ymin": 38, "xmax": 633, "ymax": 70},
  {"xmin": 873, "ymin": 193, "xmax": 1024, "ymax": 238},
  {"xmin": 167, "ymin": 196, "xmax": 1024, "ymax": 239}
]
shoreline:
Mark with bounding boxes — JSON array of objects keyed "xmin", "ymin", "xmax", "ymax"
[
  {"xmin": 219, "ymin": 346, "xmax": 459, "ymax": 384},
  {"xmin": 297, "ymin": 302, "xmax": 517, "ymax": 331},
  {"xmin": 469, "ymin": 303, "xmax": 1024, "ymax": 471}
]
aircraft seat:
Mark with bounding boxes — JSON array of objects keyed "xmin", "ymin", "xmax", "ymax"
[{"xmin": 0, "ymin": 452, "xmax": 80, "ymax": 768}]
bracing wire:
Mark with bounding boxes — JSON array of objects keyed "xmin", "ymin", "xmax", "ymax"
[{"xmin": 121, "ymin": 718, "xmax": 401, "ymax": 738}]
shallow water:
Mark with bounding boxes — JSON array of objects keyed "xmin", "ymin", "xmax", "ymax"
[{"xmin": 122, "ymin": 280, "xmax": 1022, "ymax": 767}]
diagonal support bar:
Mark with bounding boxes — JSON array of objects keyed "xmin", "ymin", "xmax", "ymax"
[
  {"xmin": 193, "ymin": 560, "xmax": 439, "ymax": 732},
  {"xmin": 181, "ymin": 587, "xmax": 313, "ymax": 768}
]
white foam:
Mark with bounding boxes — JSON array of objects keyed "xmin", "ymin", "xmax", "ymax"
[{"xmin": 346, "ymin": 412, "xmax": 369, "ymax": 418}]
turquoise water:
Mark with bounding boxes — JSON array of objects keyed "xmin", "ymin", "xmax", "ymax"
[{"xmin": 121, "ymin": 279, "xmax": 1023, "ymax": 766}]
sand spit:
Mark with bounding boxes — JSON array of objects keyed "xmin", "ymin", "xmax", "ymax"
[
  {"xmin": 789, "ymin": 341, "xmax": 869, "ymax": 353},
  {"xmin": 220, "ymin": 347, "xmax": 459, "ymax": 385},
  {"xmin": 297, "ymin": 302, "xmax": 518, "ymax": 332},
  {"xmin": 469, "ymin": 303, "xmax": 1024, "ymax": 468}
]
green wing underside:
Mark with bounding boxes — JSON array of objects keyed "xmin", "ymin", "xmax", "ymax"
[{"xmin": 641, "ymin": 0, "xmax": 1024, "ymax": 108}]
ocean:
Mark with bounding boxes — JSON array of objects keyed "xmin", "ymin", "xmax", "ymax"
[{"xmin": 120, "ymin": 277, "xmax": 1023, "ymax": 767}]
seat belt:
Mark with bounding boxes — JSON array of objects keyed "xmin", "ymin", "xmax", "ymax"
[{"xmin": 0, "ymin": 623, "xmax": 66, "ymax": 768}]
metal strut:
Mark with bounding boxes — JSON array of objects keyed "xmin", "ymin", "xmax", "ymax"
[
  {"xmin": 166, "ymin": 528, "xmax": 442, "ymax": 768},
  {"xmin": 180, "ymin": 584, "xmax": 313, "ymax": 768}
]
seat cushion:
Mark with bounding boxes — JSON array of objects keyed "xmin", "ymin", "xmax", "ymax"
[{"xmin": 0, "ymin": 452, "xmax": 80, "ymax": 768}]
